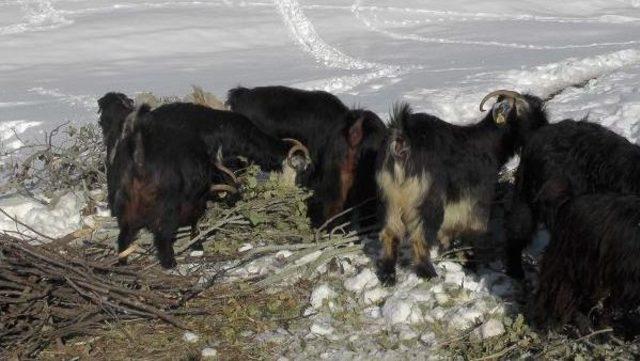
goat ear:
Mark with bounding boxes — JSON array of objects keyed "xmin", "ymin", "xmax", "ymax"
[{"xmin": 346, "ymin": 117, "xmax": 364, "ymax": 147}]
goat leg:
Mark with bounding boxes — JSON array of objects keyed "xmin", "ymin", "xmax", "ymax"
[
  {"xmin": 152, "ymin": 218, "xmax": 179, "ymax": 269},
  {"xmin": 116, "ymin": 224, "xmax": 138, "ymax": 265},
  {"xmin": 376, "ymin": 227, "xmax": 401, "ymax": 286},
  {"xmin": 504, "ymin": 197, "xmax": 536, "ymax": 279},
  {"xmin": 412, "ymin": 192, "xmax": 444, "ymax": 279}
]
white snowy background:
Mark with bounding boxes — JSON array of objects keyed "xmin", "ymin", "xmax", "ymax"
[{"xmin": 1, "ymin": 0, "xmax": 640, "ymax": 359}]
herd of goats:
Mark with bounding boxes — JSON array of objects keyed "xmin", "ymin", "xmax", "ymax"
[{"xmin": 97, "ymin": 85, "xmax": 640, "ymax": 338}]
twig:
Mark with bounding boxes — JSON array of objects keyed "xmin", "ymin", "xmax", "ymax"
[
  {"xmin": 315, "ymin": 197, "xmax": 375, "ymax": 239},
  {"xmin": 253, "ymin": 244, "xmax": 362, "ymax": 289},
  {"xmin": 176, "ymin": 214, "xmax": 244, "ymax": 254},
  {"xmin": 0, "ymin": 207, "xmax": 56, "ymax": 242},
  {"xmin": 434, "ymin": 246, "xmax": 475, "ymax": 262},
  {"xmin": 534, "ymin": 328, "xmax": 613, "ymax": 359},
  {"xmin": 471, "ymin": 344, "xmax": 518, "ymax": 361}
]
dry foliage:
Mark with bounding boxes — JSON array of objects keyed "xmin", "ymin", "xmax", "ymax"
[{"xmin": 0, "ymin": 233, "xmax": 204, "ymax": 359}]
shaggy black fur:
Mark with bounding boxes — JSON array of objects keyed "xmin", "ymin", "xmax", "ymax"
[
  {"xmin": 532, "ymin": 178, "xmax": 640, "ymax": 336},
  {"xmin": 98, "ymin": 94, "xmax": 311, "ymax": 268},
  {"xmin": 376, "ymin": 94, "xmax": 547, "ymax": 285},
  {"xmin": 103, "ymin": 104, "xmax": 221, "ymax": 268},
  {"xmin": 142, "ymin": 102, "xmax": 310, "ymax": 174},
  {"xmin": 505, "ymin": 118, "xmax": 640, "ymax": 279},
  {"xmin": 97, "ymin": 92, "xmax": 135, "ymax": 162},
  {"xmin": 226, "ymin": 85, "xmax": 387, "ymax": 227}
]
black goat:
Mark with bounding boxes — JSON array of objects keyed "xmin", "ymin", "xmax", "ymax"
[
  {"xmin": 97, "ymin": 92, "xmax": 135, "ymax": 163},
  {"xmin": 505, "ymin": 118, "xmax": 640, "ymax": 279},
  {"xmin": 105, "ymin": 104, "xmax": 229, "ymax": 268},
  {"xmin": 98, "ymin": 94, "xmax": 310, "ymax": 268},
  {"xmin": 532, "ymin": 178, "xmax": 640, "ymax": 336},
  {"xmin": 143, "ymin": 102, "xmax": 311, "ymax": 179},
  {"xmin": 226, "ymin": 85, "xmax": 387, "ymax": 227},
  {"xmin": 376, "ymin": 91, "xmax": 547, "ymax": 285}
]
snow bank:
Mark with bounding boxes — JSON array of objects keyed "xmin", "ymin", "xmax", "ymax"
[
  {"xmin": 0, "ymin": 120, "xmax": 41, "ymax": 151},
  {"xmin": 0, "ymin": 192, "xmax": 85, "ymax": 241},
  {"xmin": 503, "ymin": 49, "xmax": 640, "ymax": 98}
]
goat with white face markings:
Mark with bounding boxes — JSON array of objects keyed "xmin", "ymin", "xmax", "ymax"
[{"xmin": 376, "ymin": 91, "xmax": 548, "ymax": 285}]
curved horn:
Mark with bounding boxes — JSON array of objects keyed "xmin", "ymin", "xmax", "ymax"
[
  {"xmin": 210, "ymin": 184, "xmax": 238, "ymax": 194},
  {"xmin": 282, "ymin": 138, "xmax": 311, "ymax": 162},
  {"xmin": 479, "ymin": 90, "xmax": 523, "ymax": 111},
  {"xmin": 214, "ymin": 147, "xmax": 238, "ymax": 185}
]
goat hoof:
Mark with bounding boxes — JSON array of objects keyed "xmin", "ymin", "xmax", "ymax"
[
  {"xmin": 506, "ymin": 264, "xmax": 525, "ymax": 280},
  {"xmin": 376, "ymin": 260, "xmax": 397, "ymax": 286},
  {"xmin": 377, "ymin": 270, "xmax": 396, "ymax": 287},
  {"xmin": 159, "ymin": 257, "xmax": 177, "ymax": 269},
  {"xmin": 415, "ymin": 262, "xmax": 438, "ymax": 279}
]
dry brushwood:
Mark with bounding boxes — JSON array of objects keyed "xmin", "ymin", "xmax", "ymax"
[
  {"xmin": 0, "ymin": 233, "xmax": 202, "ymax": 359},
  {"xmin": 0, "ymin": 123, "xmax": 106, "ymax": 204},
  {"xmin": 0, "ymin": 85, "xmax": 225, "ymax": 205}
]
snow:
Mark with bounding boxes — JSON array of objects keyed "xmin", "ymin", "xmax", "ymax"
[
  {"xmin": 182, "ymin": 331, "xmax": 199, "ymax": 343},
  {"xmin": 190, "ymin": 250, "xmax": 204, "ymax": 257},
  {"xmin": 343, "ymin": 268, "xmax": 379, "ymax": 292},
  {"xmin": 382, "ymin": 296, "xmax": 424, "ymax": 325},
  {"xmin": 201, "ymin": 347, "xmax": 218, "ymax": 358},
  {"xmin": 420, "ymin": 331, "xmax": 437, "ymax": 346},
  {"xmin": 362, "ymin": 287, "xmax": 389, "ymax": 305},
  {"xmin": 470, "ymin": 318, "xmax": 506, "ymax": 341},
  {"xmin": 3, "ymin": 0, "xmax": 640, "ymax": 145},
  {"xmin": 310, "ymin": 321, "xmax": 335, "ymax": 336},
  {"xmin": 0, "ymin": 191, "xmax": 85, "ymax": 241},
  {"xmin": 2, "ymin": 0, "xmax": 640, "ymax": 359},
  {"xmin": 310, "ymin": 283, "xmax": 337, "ymax": 309}
]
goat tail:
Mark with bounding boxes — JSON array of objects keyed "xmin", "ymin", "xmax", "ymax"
[
  {"xmin": 122, "ymin": 103, "xmax": 151, "ymax": 137},
  {"xmin": 389, "ymin": 102, "xmax": 412, "ymax": 134},
  {"xmin": 123, "ymin": 104, "xmax": 150, "ymax": 169},
  {"xmin": 225, "ymin": 86, "xmax": 250, "ymax": 110},
  {"xmin": 388, "ymin": 102, "xmax": 412, "ymax": 160}
]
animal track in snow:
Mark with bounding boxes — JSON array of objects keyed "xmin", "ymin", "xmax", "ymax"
[{"xmin": 352, "ymin": 0, "xmax": 640, "ymax": 50}]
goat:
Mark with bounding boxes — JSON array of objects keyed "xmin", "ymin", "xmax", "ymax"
[
  {"xmin": 531, "ymin": 177, "xmax": 640, "ymax": 336},
  {"xmin": 106, "ymin": 104, "xmax": 233, "ymax": 268},
  {"xmin": 376, "ymin": 91, "xmax": 548, "ymax": 285},
  {"xmin": 143, "ymin": 101, "xmax": 311, "ymax": 180},
  {"xmin": 505, "ymin": 118, "xmax": 640, "ymax": 279},
  {"xmin": 226, "ymin": 85, "xmax": 387, "ymax": 227},
  {"xmin": 98, "ymin": 95, "xmax": 309, "ymax": 268},
  {"xmin": 97, "ymin": 92, "xmax": 135, "ymax": 163}
]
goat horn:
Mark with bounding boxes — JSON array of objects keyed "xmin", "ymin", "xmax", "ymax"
[
  {"xmin": 214, "ymin": 147, "xmax": 238, "ymax": 185},
  {"xmin": 479, "ymin": 90, "xmax": 523, "ymax": 111},
  {"xmin": 210, "ymin": 184, "xmax": 238, "ymax": 194},
  {"xmin": 282, "ymin": 138, "xmax": 311, "ymax": 162}
]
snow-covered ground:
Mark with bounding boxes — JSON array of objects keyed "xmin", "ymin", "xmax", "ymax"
[
  {"xmin": 2, "ymin": 0, "xmax": 640, "ymax": 146},
  {"xmin": 2, "ymin": 0, "xmax": 640, "ymax": 358}
]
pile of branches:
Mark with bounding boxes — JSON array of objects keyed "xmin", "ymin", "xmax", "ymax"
[
  {"xmin": 1, "ymin": 123, "xmax": 106, "ymax": 201},
  {"xmin": 0, "ymin": 234, "xmax": 200, "ymax": 359}
]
